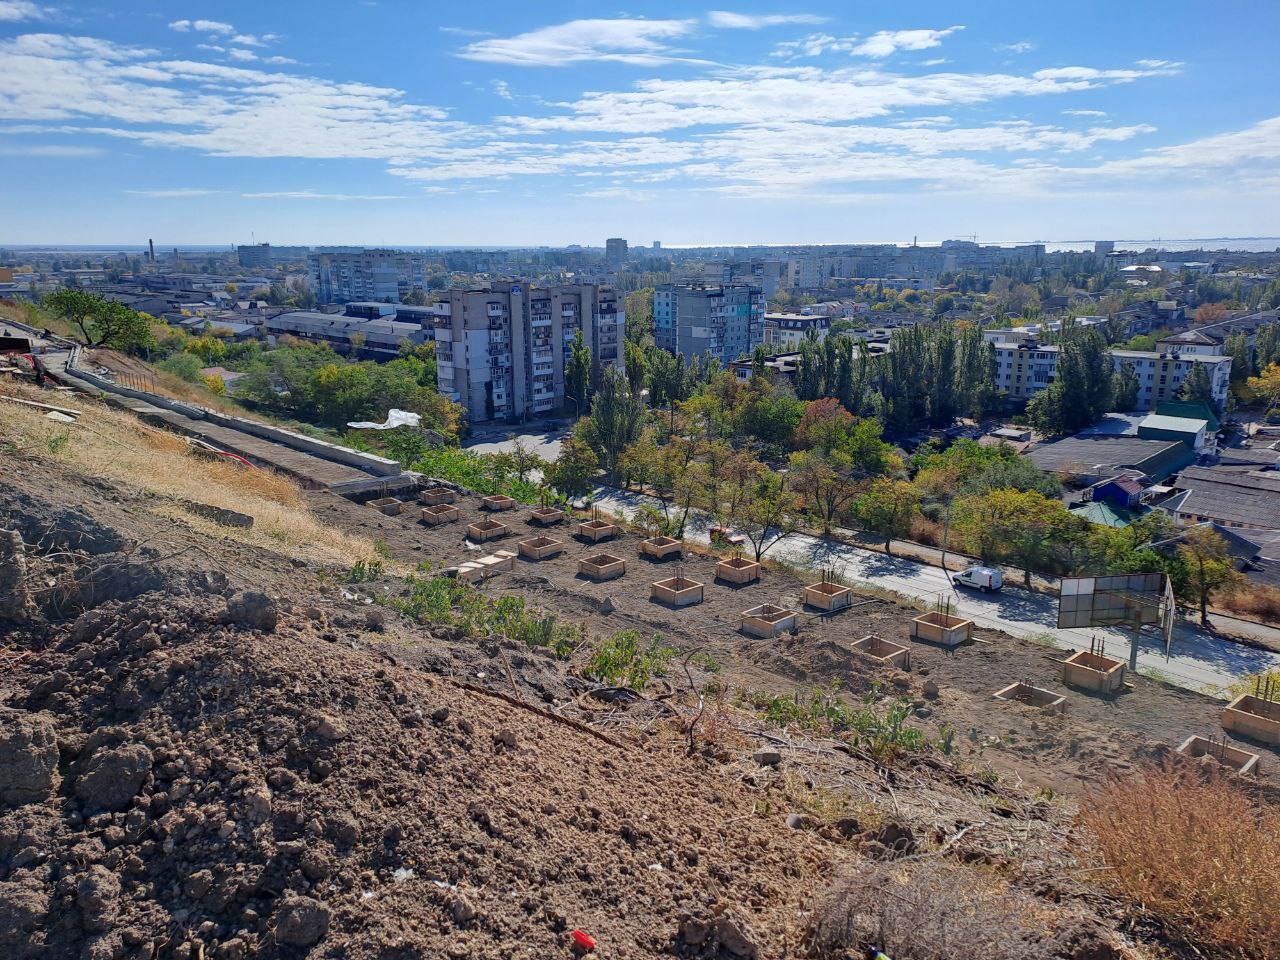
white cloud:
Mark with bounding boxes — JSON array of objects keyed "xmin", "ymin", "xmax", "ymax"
[
  {"xmin": 706, "ymin": 11, "xmax": 825, "ymax": 30},
  {"xmin": 1136, "ymin": 58, "xmax": 1181, "ymax": 69},
  {"xmin": 458, "ymin": 18, "xmax": 699, "ymax": 67},
  {"xmin": 264, "ymin": 55, "xmax": 296, "ymax": 65},
  {"xmin": 1064, "ymin": 108, "xmax": 1107, "ymax": 117},
  {"xmin": 228, "ymin": 48, "xmax": 257, "ymax": 61},
  {"xmin": 0, "ymin": 1, "xmax": 49, "ymax": 22},
  {"xmin": 179, "ymin": 19, "xmax": 233, "ymax": 35},
  {"xmin": 232, "ymin": 32, "xmax": 278, "ymax": 47},
  {"xmin": 124, "ymin": 187, "xmax": 220, "ymax": 197},
  {"xmin": 998, "ymin": 41, "xmax": 1035, "ymax": 54},
  {"xmin": 851, "ymin": 27, "xmax": 964, "ymax": 58},
  {"xmin": 242, "ymin": 191, "xmax": 405, "ymax": 200},
  {"xmin": 492, "ymin": 79, "xmax": 513, "ymax": 100},
  {"xmin": 0, "ymin": 142, "xmax": 101, "ymax": 155}
]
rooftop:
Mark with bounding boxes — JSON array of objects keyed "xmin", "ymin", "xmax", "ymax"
[
  {"xmin": 1027, "ymin": 435, "xmax": 1191, "ymax": 479},
  {"xmin": 1138, "ymin": 414, "xmax": 1208, "ymax": 434}
]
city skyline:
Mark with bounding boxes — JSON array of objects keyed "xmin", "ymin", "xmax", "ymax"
[{"xmin": 1, "ymin": 1, "xmax": 1278, "ymax": 244}]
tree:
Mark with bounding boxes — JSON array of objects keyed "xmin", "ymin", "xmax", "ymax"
[
  {"xmin": 583, "ymin": 368, "xmax": 644, "ymax": 483},
  {"xmin": 1026, "ymin": 324, "xmax": 1113, "ymax": 435},
  {"xmin": 1177, "ymin": 526, "xmax": 1245, "ymax": 626},
  {"xmin": 854, "ymin": 479, "xmax": 919, "ymax": 554},
  {"xmin": 1178, "ymin": 362, "xmax": 1215, "ymax": 409},
  {"xmin": 566, "ymin": 330, "xmax": 591, "ymax": 418},
  {"xmin": 737, "ymin": 470, "xmax": 803, "ymax": 563},
  {"xmin": 790, "ymin": 449, "xmax": 861, "ymax": 533},
  {"xmin": 624, "ymin": 339, "xmax": 648, "ymax": 395},
  {"xmin": 545, "ymin": 435, "xmax": 599, "ymax": 499},
  {"xmin": 1112, "ymin": 362, "xmax": 1140, "ymax": 412},
  {"xmin": 1246, "ymin": 363, "xmax": 1280, "ymax": 416},
  {"xmin": 43, "ymin": 291, "xmax": 155, "ymax": 352},
  {"xmin": 506, "ymin": 434, "xmax": 542, "ymax": 483},
  {"xmin": 954, "ymin": 488, "xmax": 1070, "ymax": 587}
]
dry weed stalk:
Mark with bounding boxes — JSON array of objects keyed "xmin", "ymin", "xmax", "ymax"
[{"xmin": 1080, "ymin": 762, "xmax": 1280, "ymax": 958}]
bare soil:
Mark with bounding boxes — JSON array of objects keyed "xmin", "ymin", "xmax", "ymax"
[
  {"xmin": 3, "ymin": 436, "xmax": 1275, "ymax": 960},
  {"xmin": 311, "ymin": 489, "xmax": 1280, "ymax": 796}
]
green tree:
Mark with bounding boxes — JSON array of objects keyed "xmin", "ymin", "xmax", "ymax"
[
  {"xmin": 1178, "ymin": 362, "xmax": 1215, "ymax": 409},
  {"xmin": 854, "ymin": 479, "xmax": 919, "ymax": 554},
  {"xmin": 1177, "ymin": 526, "xmax": 1245, "ymax": 626},
  {"xmin": 737, "ymin": 470, "xmax": 803, "ymax": 563},
  {"xmin": 1112, "ymin": 361, "xmax": 1140, "ymax": 411},
  {"xmin": 955, "ymin": 488, "xmax": 1070, "ymax": 587},
  {"xmin": 624, "ymin": 339, "xmax": 648, "ymax": 395},
  {"xmin": 545, "ymin": 435, "xmax": 599, "ymax": 499},
  {"xmin": 566, "ymin": 329, "xmax": 591, "ymax": 419},
  {"xmin": 583, "ymin": 368, "xmax": 644, "ymax": 483}
]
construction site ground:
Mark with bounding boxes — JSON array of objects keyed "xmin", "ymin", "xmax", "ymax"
[
  {"xmin": 308, "ymin": 489, "xmax": 1280, "ymax": 796},
  {"xmin": 3, "ymin": 384, "xmax": 1278, "ymax": 960}
]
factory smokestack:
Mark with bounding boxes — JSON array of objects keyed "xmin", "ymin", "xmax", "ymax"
[{"xmin": 148, "ymin": 238, "xmax": 155, "ymax": 262}]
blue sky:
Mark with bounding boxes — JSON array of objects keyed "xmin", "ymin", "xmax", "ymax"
[{"xmin": 1, "ymin": 1, "xmax": 1278, "ymax": 247}]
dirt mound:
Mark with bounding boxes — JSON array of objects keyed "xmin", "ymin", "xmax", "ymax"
[{"xmin": 1, "ymin": 571, "xmax": 848, "ymax": 960}]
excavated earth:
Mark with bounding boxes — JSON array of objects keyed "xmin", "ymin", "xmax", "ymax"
[{"xmin": 1, "ymin": 448, "xmax": 1273, "ymax": 960}]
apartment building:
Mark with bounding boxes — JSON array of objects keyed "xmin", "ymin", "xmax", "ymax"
[
  {"xmin": 764, "ymin": 313, "xmax": 830, "ymax": 348},
  {"xmin": 430, "ymin": 282, "xmax": 623, "ymax": 422},
  {"xmin": 605, "ymin": 238, "xmax": 628, "ymax": 266},
  {"xmin": 703, "ymin": 259, "xmax": 788, "ymax": 296},
  {"xmin": 992, "ymin": 340, "xmax": 1232, "ymax": 411},
  {"xmin": 654, "ymin": 282, "xmax": 765, "ymax": 365},
  {"xmin": 308, "ymin": 248, "xmax": 431, "ymax": 304}
]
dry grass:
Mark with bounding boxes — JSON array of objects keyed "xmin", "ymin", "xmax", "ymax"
[
  {"xmin": 1221, "ymin": 583, "xmax": 1280, "ymax": 622},
  {"xmin": 808, "ymin": 859, "xmax": 1067, "ymax": 960},
  {"xmin": 1, "ymin": 385, "xmax": 380, "ymax": 568},
  {"xmin": 1080, "ymin": 763, "xmax": 1280, "ymax": 958}
]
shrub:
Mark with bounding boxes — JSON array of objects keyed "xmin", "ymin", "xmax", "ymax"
[
  {"xmin": 586, "ymin": 629, "xmax": 674, "ymax": 690},
  {"xmin": 1222, "ymin": 583, "xmax": 1280, "ymax": 622},
  {"xmin": 1080, "ymin": 764, "xmax": 1280, "ymax": 958},
  {"xmin": 808, "ymin": 860, "xmax": 1062, "ymax": 960}
]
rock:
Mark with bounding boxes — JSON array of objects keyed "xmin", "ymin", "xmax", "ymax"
[
  {"xmin": 914, "ymin": 707, "xmax": 933, "ymax": 719},
  {"xmin": 752, "ymin": 749, "xmax": 782, "ymax": 767},
  {"xmin": 450, "ymin": 895, "xmax": 477, "ymax": 925},
  {"xmin": 598, "ymin": 596, "xmax": 615, "ymax": 614},
  {"xmin": 714, "ymin": 910, "xmax": 760, "ymax": 960},
  {"xmin": 785, "ymin": 812, "xmax": 813, "ymax": 830},
  {"xmin": 325, "ymin": 813, "xmax": 360, "ymax": 848},
  {"xmin": 493, "ymin": 728, "xmax": 517, "ymax": 751},
  {"xmin": 77, "ymin": 866, "xmax": 121, "ymax": 932},
  {"xmin": 183, "ymin": 869, "xmax": 214, "ymax": 900},
  {"xmin": 0, "ymin": 709, "xmax": 58, "ymax": 807},
  {"xmin": 890, "ymin": 672, "xmax": 911, "ymax": 691},
  {"xmin": 861, "ymin": 819, "xmax": 917, "ymax": 859},
  {"xmin": 272, "ymin": 896, "xmax": 330, "ymax": 947},
  {"xmin": 76, "ymin": 743, "xmax": 151, "ymax": 812},
  {"xmin": 223, "ymin": 591, "xmax": 278, "ymax": 632},
  {"xmin": 922, "ymin": 679, "xmax": 940, "ymax": 700},
  {"xmin": 430, "ymin": 707, "xmax": 451, "ymax": 725},
  {"xmin": 315, "ymin": 715, "xmax": 347, "ymax": 741}
]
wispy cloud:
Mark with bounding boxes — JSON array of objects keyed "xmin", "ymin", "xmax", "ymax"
[
  {"xmin": 0, "ymin": 142, "xmax": 101, "ymax": 155},
  {"xmin": 169, "ymin": 19, "xmax": 235, "ymax": 35},
  {"xmin": 1064, "ymin": 108, "xmax": 1107, "ymax": 117},
  {"xmin": 0, "ymin": 1, "xmax": 50, "ymax": 22},
  {"xmin": 851, "ymin": 27, "xmax": 964, "ymax": 58},
  {"xmin": 124, "ymin": 187, "xmax": 220, "ymax": 197},
  {"xmin": 457, "ymin": 18, "xmax": 700, "ymax": 67},
  {"xmin": 706, "ymin": 11, "xmax": 825, "ymax": 30},
  {"xmin": 241, "ymin": 190, "xmax": 406, "ymax": 200},
  {"xmin": 998, "ymin": 40, "xmax": 1035, "ymax": 54}
]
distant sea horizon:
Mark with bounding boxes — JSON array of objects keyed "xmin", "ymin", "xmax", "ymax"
[{"xmin": 4, "ymin": 237, "xmax": 1280, "ymax": 254}]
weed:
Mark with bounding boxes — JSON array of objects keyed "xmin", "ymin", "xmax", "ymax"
[
  {"xmin": 348, "ymin": 558, "xmax": 385, "ymax": 583},
  {"xmin": 586, "ymin": 629, "xmax": 675, "ymax": 690},
  {"xmin": 372, "ymin": 538, "xmax": 393, "ymax": 560},
  {"xmin": 45, "ymin": 430, "xmax": 72, "ymax": 454},
  {"xmin": 1081, "ymin": 763, "xmax": 1280, "ymax": 958},
  {"xmin": 689, "ymin": 651, "xmax": 721, "ymax": 673}
]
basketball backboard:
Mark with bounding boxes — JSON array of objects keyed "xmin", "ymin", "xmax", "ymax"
[{"xmin": 1058, "ymin": 572, "xmax": 1175, "ymax": 655}]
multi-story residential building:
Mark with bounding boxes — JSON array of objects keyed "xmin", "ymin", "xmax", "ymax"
[
  {"xmin": 237, "ymin": 243, "xmax": 312, "ymax": 268},
  {"xmin": 703, "ymin": 259, "xmax": 788, "ymax": 296},
  {"xmin": 992, "ymin": 340, "xmax": 1232, "ymax": 411},
  {"xmin": 430, "ymin": 282, "xmax": 623, "ymax": 422},
  {"xmin": 308, "ymin": 248, "xmax": 430, "ymax": 304},
  {"xmin": 605, "ymin": 238, "xmax": 628, "ymax": 266},
  {"xmin": 763, "ymin": 313, "xmax": 830, "ymax": 348},
  {"xmin": 265, "ymin": 311, "xmax": 426, "ymax": 358},
  {"xmin": 654, "ymin": 282, "xmax": 765, "ymax": 365}
]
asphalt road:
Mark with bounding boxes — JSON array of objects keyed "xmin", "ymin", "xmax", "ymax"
[{"xmin": 592, "ymin": 486, "xmax": 1280, "ymax": 697}]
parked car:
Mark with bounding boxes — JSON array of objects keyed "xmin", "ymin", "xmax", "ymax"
[{"xmin": 953, "ymin": 565, "xmax": 1003, "ymax": 593}]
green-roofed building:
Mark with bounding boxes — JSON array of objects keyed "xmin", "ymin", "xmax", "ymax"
[{"xmin": 1070, "ymin": 501, "xmax": 1144, "ymax": 527}]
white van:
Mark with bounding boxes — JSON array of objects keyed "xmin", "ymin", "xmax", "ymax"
[{"xmin": 953, "ymin": 565, "xmax": 1003, "ymax": 593}]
